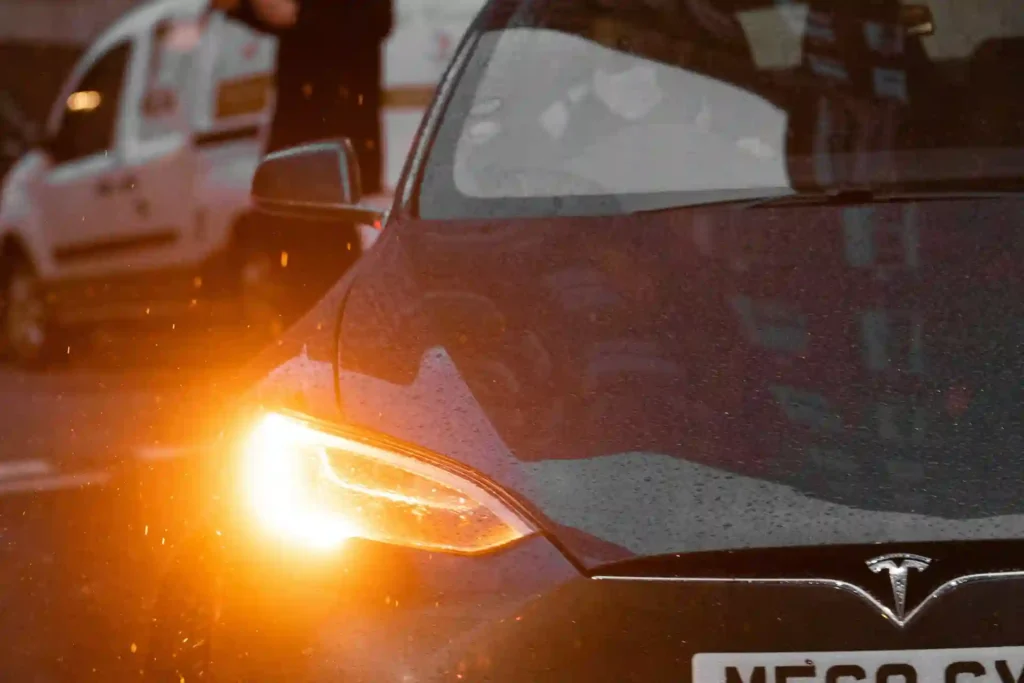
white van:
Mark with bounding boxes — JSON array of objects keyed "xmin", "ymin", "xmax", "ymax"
[{"xmin": 0, "ymin": 0, "xmax": 483, "ymax": 363}]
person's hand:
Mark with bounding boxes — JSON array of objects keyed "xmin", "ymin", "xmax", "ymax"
[{"xmin": 250, "ymin": 0, "xmax": 298, "ymax": 28}]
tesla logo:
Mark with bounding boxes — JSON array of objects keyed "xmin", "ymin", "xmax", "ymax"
[{"xmin": 867, "ymin": 553, "xmax": 931, "ymax": 621}]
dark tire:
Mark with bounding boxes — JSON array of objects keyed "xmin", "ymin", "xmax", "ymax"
[{"xmin": 0, "ymin": 253, "xmax": 69, "ymax": 367}]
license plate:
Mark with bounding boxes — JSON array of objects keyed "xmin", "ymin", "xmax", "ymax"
[{"xmin": 694, "ymin": 647, "xmax": 1024, "ymax": 683}]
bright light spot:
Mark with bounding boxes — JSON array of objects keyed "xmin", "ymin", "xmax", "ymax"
[
  {"xmin": 242, "ymin": 414, "xmax": 358, "ymax": 550},
  {"xmin": 67, "ymin": 90, "xmax": 101, "ymax": 112},
  {"xmin": 239, "ymin": 412, "xmax": 533, "ymax": 554},
  {"xmin": 280, "ymin": 251, "xmax": 289, "ymax": 267}
]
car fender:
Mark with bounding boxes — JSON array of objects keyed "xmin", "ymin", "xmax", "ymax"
[{"xmin": 0, "ymin": 150, "xmax": 56, "ymax": 275}]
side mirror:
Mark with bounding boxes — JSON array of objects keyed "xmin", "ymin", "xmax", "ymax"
[
  {"xmin": 251, "ymin": 138, "xmax": 385, "ymax": 226},
  {"xmin": 900, "ymin": 5, "xmax": 934, "ymax": 37}
]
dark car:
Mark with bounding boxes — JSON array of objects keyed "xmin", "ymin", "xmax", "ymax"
[{"xmin": 145, "ymin": 0, "xmax": 1024, "ymax": 680}]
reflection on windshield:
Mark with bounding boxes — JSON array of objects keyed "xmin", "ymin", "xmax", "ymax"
[
  {"xmin": 452, "ymin": 28, "xmax": 791, "ymax": 200},
  {"xmin": 420, "ymin": 0, "xmax": 1024, "ymax": 219}
]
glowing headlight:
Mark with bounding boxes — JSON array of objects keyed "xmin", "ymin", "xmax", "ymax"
[{"xmin": 241, "ymin": 412, "xmax": 535, "ymax": 553}]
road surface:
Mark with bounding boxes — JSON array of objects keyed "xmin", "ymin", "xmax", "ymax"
[{"xmin": 0, "ymin": 330, "xmax": 249, "ymax": 682}]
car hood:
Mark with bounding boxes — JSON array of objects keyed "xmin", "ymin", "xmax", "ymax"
[{"xmin": 291, "ymin": 196, "xmax": 1024, "ymax": 569}]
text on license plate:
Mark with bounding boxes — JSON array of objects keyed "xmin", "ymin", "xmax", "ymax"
[{"xmin": 694, "ymin": 647, "xmax": 1024, "ymax": 683}]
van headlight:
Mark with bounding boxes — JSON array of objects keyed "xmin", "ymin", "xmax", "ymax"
[{"xmin": 240, "ymin": 412, "xmax": 536, "ymax": 553}]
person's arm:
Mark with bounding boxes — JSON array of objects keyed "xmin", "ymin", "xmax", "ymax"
[
  {"xmin": 229, "ymin": 0, "xmax": 270, "ymax": 33},
  {"xmin": 222, "ymin": 0, "xmax": 298, "ymax": 37}
]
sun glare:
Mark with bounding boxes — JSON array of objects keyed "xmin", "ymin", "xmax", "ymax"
[{"xmin": 242, "ymin": 413, "xmax": 358, "ymax": 550}]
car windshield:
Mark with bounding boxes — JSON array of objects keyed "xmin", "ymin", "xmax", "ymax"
[{"xmin": 419, "ymin": 0, "xmax": 1024, "ymax": 218}]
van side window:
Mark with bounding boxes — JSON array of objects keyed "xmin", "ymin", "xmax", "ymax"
[
  {"xmin": 139, "ymin": 17, "xmax": 200, "ymax": 141},
  {"xmin": 53, "ymin": 42, "xmax": 132, "ymax": 163}
]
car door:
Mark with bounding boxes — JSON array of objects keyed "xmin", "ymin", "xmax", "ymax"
[
  {"xmin": 38, "ymin": 40, "xmax": 134, "ymax": 274},
  {"xmin": 116, "ymin": 9, "xmax": 205, "ymax": 274}
]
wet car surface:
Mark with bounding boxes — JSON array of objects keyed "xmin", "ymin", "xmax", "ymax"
[
  {"xmin": 2, "ymin": 0, "xmax": 1024, "ymax": 681},
  {"xmin": 134, "ymin": 0, "xmax": 1024, "ymax": 681}
]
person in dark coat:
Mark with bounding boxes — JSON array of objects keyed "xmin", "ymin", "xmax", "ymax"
[
  {"xmin": 207, "ymin": 0, "xmax": 391, "ymax": 339},
  {"xmin": 214, "ymin": 0, "xmax": 394, "ymax": 195}
]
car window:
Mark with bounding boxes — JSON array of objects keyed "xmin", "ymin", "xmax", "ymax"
[
  {"xmin": 138, "ymin": 15, "xmax": 202, "ymax": 141},
  {"xmin": 417, "ymin": 0, "xmax": 1024, "ymax": 219},
  {"xmin": 454, "ymin": 28, "xmax": 787, "ymax": 199},
  {"xmin": 53, "ymin": 41, "xmax": 132, "ymax": 163}
]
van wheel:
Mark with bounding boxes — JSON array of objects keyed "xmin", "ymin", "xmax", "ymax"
[{"xmin": 0, "ymin": 256, "xmax": 65, "ymax": 366}]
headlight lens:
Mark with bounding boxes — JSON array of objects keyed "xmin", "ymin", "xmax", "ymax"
[{"xmin": 241, "ymin": 412, "xmax": 535, "ymax": 553}]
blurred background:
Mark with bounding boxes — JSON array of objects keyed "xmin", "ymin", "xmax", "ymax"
[
  {"xmin": 1, "ymin": 0, "xmax": 1022, "ymax": 679},
  {"xmin": 0, "ymin": 0, "xmax": 481, "ymax": 679}
]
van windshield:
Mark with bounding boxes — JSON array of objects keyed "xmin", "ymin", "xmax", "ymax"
[{"xmin": 419, "ymin": 0, "xmax": 1024, "ymax": 219}]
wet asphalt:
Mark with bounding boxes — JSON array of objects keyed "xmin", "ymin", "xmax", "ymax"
[{"xmin": 0, "ymin": 330, "xmax": 248, "ymax": 682}]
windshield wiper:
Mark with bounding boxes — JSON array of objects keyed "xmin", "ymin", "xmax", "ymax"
[
  {"xmin": 745, "ymin": 186, "xmax": 1021, "ymax": 209},
  {"xmin": 628, "ymin": 184, "xmax": 1023, "ymax": 216},
  {"xmin": 747, "ymin": 186, "xmax": 877, "ymax": 208}
]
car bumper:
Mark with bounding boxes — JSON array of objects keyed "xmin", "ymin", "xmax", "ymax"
[
  {"xmin": 162, "ymin": 516, "xmax": 1024, "ymax": 683},
  {"xmin": 203, "ymin": 533, "xmax": 581, "ymax": 682}
]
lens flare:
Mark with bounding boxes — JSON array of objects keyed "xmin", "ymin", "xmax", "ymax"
[
  {"xmin": 242, "ymin": 413, "xmax": 360, "ymax": 550},
  {"xmin": 240, "ymin": 412, "xmax": 534, "ymax": 554}
]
